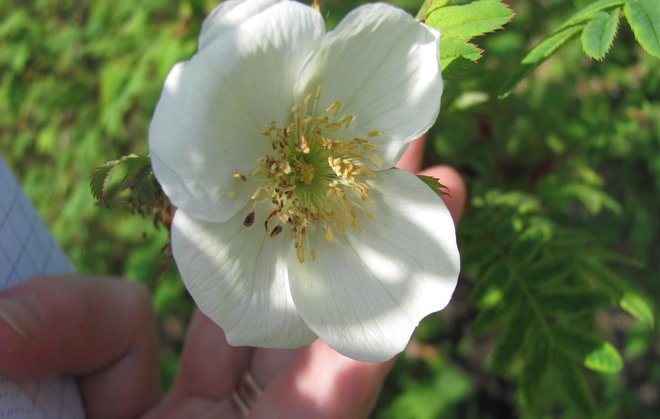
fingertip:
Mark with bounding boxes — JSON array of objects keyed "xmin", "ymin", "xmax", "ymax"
[
  {"xmin": 419, "ymin": 165, "xmax": 466, "ymax": 223},
  {"xmin": 395, "ymin": 136, "xmax": 426, "ymax": 173}
]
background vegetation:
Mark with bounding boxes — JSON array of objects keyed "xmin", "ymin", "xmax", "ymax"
[{"xmin": 1, "ymin": 0, "xmax": 657, "ymax": 417}]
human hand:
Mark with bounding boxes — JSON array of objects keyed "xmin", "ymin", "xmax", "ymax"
[{"xmin": 0, "ymin": 136, "xmax": 464, "ymax": 418}]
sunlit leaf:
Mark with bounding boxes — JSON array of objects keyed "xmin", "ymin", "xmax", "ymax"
[
  {"xmin": 552, "ymin": 324, "xmax": 623, "ymax": 373},
  {"xmin": 499, "ymin": 25, "xmax": 584, "ymax": 98},
  {"xmin": 416, "ymin": 0, "xmax": 450, "ymax": 21},
  {"xmin": 426, "ymin": 0, "xmax": 514, "ymax": 40},
  {"xmin": 620, "ymin": 291, "xmax": 655, "ymax": 327},
  {"xmin": 557, "ymin": 0, "xmax": 625, "ymax": 31},
  {"xmin": 581, "ymin": 10, "xmax": 620, "ymax": 60},
  {"xmin": 439, "ymin": 36, "xmax": 483, "ymax": 74},
  {"xmin": 624, "ymin": 0, "xmax": 660, "ymax": 58}
]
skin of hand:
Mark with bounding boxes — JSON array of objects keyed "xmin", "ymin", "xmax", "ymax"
[{"xmin": 0, "ymin": 136, "xmax": 465, "ymax": 419}]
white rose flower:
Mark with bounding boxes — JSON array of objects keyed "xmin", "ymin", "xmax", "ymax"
[{"xmin": 149, "ymin": 0, "xmax": 460, "ymax": 362}]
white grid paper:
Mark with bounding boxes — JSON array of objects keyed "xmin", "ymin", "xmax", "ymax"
[{"xmin": 0, "ymin": 158, "xmax": 85, "ymax": 419}]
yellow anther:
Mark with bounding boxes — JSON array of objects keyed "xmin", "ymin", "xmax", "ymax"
[
  {"xmin": 324, "ymin": 225, "xmax": 334, "ymax": 242},
  {"xmin": 250, "ymin": 85, "xmax": 381, "ymax": 263},
  {"xmin": 326, "ymin": 101, "xmax": 341, "ymax": 116},
  {"xmin": 326, "ymin": 122, "xmax": 342, "ymax": 132},
  {"xmin": 336, "ymin": 222, "xmax": 346, "ymax": 233},
  {"xmin": 340, "ymin": 115, "xmax": 354, "ymax": 128},
  {"xmin": 233, "ymin": 173, "xmax": 247, "ymax": 181}
]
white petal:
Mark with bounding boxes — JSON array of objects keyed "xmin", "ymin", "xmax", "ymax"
[
  {"xmin": 295, "ymin": 3, "xmax": 443, "ymax": 169},
  {"xmin": 171, "ymin": 206, "xmax": 316, "ymax": 348},
  {"xmin": 149, "ymin": 1, "xmax": 324, "ymax": 222},
  {"xmin": 199, "ymin": 0, "xmax": 285, "ymax": 49},
  {"xmin": 288, "ymin": 169, "xmax": 459, "ymax": 362}
]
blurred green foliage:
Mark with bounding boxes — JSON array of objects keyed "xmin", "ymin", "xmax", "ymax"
[{"xmin": 1, "ymin": 0, "xmax": 658, "ymax": 417}]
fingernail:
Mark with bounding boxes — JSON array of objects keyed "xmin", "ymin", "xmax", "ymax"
[{"xmin": 0, "ymin": 297, "xmax": 46, "ymax": 342}]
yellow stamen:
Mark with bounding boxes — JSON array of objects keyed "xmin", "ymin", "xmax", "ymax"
[
  {"xmin": 324, "ymin": 225, "xmax": 334, "ymax": 242},
  {"xmin": 250, "ymin": 85, "xmax": 382, "ymax": 263},
  {"xmin": 326, "ymin": 101, "xmax": 341, "ymax": 116}
]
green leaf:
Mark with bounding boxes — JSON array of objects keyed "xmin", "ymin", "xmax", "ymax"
[
  {"xmin": 426, "ymin": 0, "xmax": 514, "ymax": 40},
  {"xmin": 624, "ymin": 0, "xmax": 660, "ymax": 58},
  {"xmin": 552, "ymin": 324, "xmax": 624, "ymax": 373},
  {"xmin": 417, "ymin": 175, "xmax": 448, "ymax": 197},
  {"xmin": 509, "ymin": 236, "xmax": 543, "ymax": 266},
  {"xmin": 552, "ymin": 352, "xmax": 595, "ymax": 417},
  {"xmin": 416, "ymin": 0, "xmax": 450, "ymax": 21},
  {"xmin": 490, "ymin": 301, "xmax": 532, "ymax": 373},
  {"xmin": 581, "ymin": 10, "xmax": 620, "ymax": 59},
  {"xmin": 580, "ymin": 260, "xmax": 655, "ymax": 326},
  {"xmin": 499, "ymin": 25, "xmax": 584, "ymax": 99},
  {"xmin": 524, "ymin": 256, "xmax": 574, "ymax": 286},
  {"xmin": 557, "ymin": 0, "xmax": 626, "ymax": 31},
  {"xmin": 472, "ymin": 290, "xmax": 521, "ymax": 335},
  {"xmin": 439, "ymin": 36, "xmax": 483, "ymax": 73},
  {"xmin": 101, "ymin": 155, "xmax": 151, "ymax": 204},
  {"xmin": 620, "ymin": 291, "xmax": 655, "ymax": 327},
  {"xmin": 535, "ymin": 288, "xmax": 612, "ymax": 316},
  {"xmin": 90, "ymin": 160, "xmax": 118, "ymax": 203},
  {"xmin": 518, "ymin": 329, "xmax": 550, "ymax": 409},
  {"xmin": 469, "ymin": 262, "xmax": 512, "ymax": 307}
]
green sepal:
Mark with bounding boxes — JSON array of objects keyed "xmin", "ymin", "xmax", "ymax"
[{"xmin": 417, "ymin": 175, "xmax": 448, "ymax": 197}]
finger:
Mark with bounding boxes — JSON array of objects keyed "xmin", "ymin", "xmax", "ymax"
[
  {"xmin": 419, "ymin": 165, "xmax": 466, "ymax": 223},
  {"xmin": 251, "ymin": 340, "xmax": 393, "ymax": 419},
  {"xmin": 250, "ymin": 346, "xmax": 301, "ymax": 388},
  {"xmin": 146, "ymin": 309, "xmax": 252, "ymax": 418},
  {"xmin": 0, "ymin": 275, "xmax": 160, "ymax": 419},
  {"xmin": 395, "ymin": 135, "xmax": 426, "ymax": 173}
]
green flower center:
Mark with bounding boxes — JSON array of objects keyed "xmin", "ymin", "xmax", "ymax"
[{"xmin": 234, "ymin": 86, "xmax": 382, "ymax": 263}]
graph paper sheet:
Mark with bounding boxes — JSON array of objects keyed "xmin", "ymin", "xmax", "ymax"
[{"xmin": 0, "ymin": 158, "xmax": 85, "ymax": 418}]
